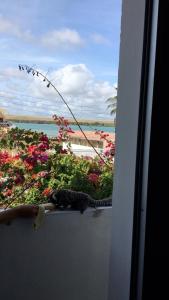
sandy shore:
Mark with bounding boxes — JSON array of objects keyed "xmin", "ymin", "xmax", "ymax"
[{"xmin": 5, "ymin": 114, "xmax": 115, "ymax": 126}]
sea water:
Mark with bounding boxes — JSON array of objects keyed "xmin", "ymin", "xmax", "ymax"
[{"xmin": 13, "ymin": 122, "xmax": 115, "ymax": 138}]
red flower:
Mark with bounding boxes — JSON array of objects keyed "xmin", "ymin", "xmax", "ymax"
[
  {"xmin": 39, "ymin": 134, "xmax": 49, "ymax": 143},
  {"xmin": 34, "ymin": 182, "xmax": 41, "ymax": 188},
  {"xmin": 38, "ymin": 143, "xmax": 49, "ymax": 151},
  {"xmin": 42, "ymin": 187, "xmax": 52, "ymax": 197},
  {"xmin": 3, "ymin": 188, "xmax": 12, "ymax": 197},
  {"xmin": 24, "ymin": 156, "xmax": 36, "ymax": 170},
  {"xmin": 27, "ymin": 145, "xmax": 37, "ymax": 154},
  {"xmin": 60, "ymin": 149, "xmax": 68, "ymax": 154},
  {"xmin": 0, "ymin": 151, "xmax": 10, "ymax": 165},
  {"xmin": 13, "ymin": 154, "xmax": 20, "ymax": 160},
  {"xmin": 14, "ymin": 174, "xmax": 25, "ymax": 185},
  {"xmin": 32, "ymin": 174, "xmax": 38, "ymax": 179}
]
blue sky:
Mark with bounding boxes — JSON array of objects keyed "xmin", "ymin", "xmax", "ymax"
[{"xmin": 0, "ymin": 0, "xmax": 122, "ymax": 120}]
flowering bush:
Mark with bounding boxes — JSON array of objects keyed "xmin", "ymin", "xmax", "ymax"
[
  {"xmin": 95, "ymin": 130, "xmax": 115, "ymax": 160},
  {"xmin": 0, "ymin": 117, "xmax": 114, "ymax": 207}
]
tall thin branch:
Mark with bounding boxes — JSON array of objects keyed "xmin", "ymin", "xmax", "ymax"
[{"xmin": 19, "ymin": 64, "xmax": 111, "ymax": 167}]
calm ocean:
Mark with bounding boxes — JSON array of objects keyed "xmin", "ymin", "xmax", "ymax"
[{"xmin": 13, "ymin": 122, "xmax": 115, "ymax": 138}]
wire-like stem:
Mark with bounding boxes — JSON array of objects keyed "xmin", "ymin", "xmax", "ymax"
[
  {"xmin": 4, "ymin": 180, "xmax": 36, "ymax": 209},
  {"xmin": 19, "ymin": 64, "xmax": 110, "ymax": 166}
]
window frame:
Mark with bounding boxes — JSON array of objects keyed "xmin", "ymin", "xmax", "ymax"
[{"xmin": 108, "ymin": 1, "xmax": 159, "ymax": 299}]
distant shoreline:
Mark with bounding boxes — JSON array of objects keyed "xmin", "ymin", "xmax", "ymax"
[{"xmin": 6, "ymin": 115, "xmax": 115, "ymax": 127}]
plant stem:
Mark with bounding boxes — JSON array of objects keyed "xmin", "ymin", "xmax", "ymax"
[{"xmin": 20, "ymin": 65, "xmax": 110, "ymax": 167}]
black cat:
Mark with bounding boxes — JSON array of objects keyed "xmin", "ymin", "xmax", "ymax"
[{"xmin": 48, "ymin": 189, "xmax": 112, "ymax": 214}]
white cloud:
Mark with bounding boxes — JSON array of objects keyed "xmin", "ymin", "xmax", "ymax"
[
  {"xmin": 0, "ymin": 15, "xmax": 33, "ymax": 42},
  {"xmin": 0, "ymin": 16, "xmax": 111, "ymax": 52},
  {"xmin": 91, "ymin": 33, "xmax": 110, "ymax": 45},
  {"xmin": 0, "ymin": 67, "xmax": 27, "ymax": 79},
  {"xmin": 51, "ymin": 64, "xmax": 92, "ymax": 94},
  {"xmin": 0, "ymin": 16, "xmax": 19, "ymax": 36},
  {"xmin": 0, "ymin": 64, "xmax": 116, "ymax": 120},
  {"xmin": 0, "ymin": 16, "xmax": 84, "ymax": 50},
  {"xmin": 41, "ymin": 28, "xmax": 84, "ymax": 49}
]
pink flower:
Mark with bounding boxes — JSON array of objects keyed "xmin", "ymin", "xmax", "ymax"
[
  {"xmin": 38, "ymin": 153, "xmax": 49, "ymax": 163},
  {"xmin": 37, "ymin": 171, "xmax": 48, "ymax": 178},
  {"xmin": 98, "ymin": 159, "xmax": 105, "ymax": 166},
  {"xmin": 88, "ymin": 173, "xmax": 100, "ymax": 184},
  {"xmin": 38, "ymin": 143, "xmax": 49, "ymax": 151},
  {"xmin": 103, "ymin": 148, "xmax": 111, "ymax": 157},
  {"xmin": 103, "ymin": 144, "xmax": 115, "ymax": 157},
  {"xmin": 67, "ymin": 127, "xmax": 75, "ymax": 134}
]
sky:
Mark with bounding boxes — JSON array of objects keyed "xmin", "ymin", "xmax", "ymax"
[{"xmin": 0, "ymin": 0, "xmax": 122, "ymax": 120}]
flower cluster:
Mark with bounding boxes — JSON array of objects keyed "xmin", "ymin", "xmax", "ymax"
[
  {"xmin": 24, "ymin": 142, "xmax": 49, "ymax": 170},
  {"xmin": 0, "ymin": 151, "xmax": 10, "ymax": 165},
  {"xmin": 88, "ymin": 173, "xmax": 100, "ymax": 185},
  {"xmin": 52, "ymin": 115, "xmax": 75, "ymax": 153},
  {"xmin": 0, "ymin": 122, "xmax": 114, "ymax": 208},
  {"xmin": 53, "ymin": 115, "xmax": 74, "ymax": 142},
  {"xmin": 0, "ymin": 130, "xmax": 51, "ymax": 205},
  {"xmin": 95, "ymin": 130, "xmax": 115, "ymax": 160}
]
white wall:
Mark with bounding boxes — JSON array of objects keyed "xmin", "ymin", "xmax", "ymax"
[{"xmin": 0, "ymin": 208, "xmax": 112, "ymax": 300}]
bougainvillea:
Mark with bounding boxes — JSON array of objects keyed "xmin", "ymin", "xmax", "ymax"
[
  {"xmin": 0, "ymin": 117, "xmax": 115, "ymax": 207},
  {"xmin": 95, "ymin": 130, "xmax": 115, "ymax": 156}
]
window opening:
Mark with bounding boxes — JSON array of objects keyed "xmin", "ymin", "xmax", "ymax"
[{"xmin": 0, "ymin": 0, "xmax": 122, "ymax": 212}]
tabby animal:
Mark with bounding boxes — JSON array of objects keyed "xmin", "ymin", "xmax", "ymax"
[{"xmin": 48, "ymin": 189, "xmax": 112, "ymax": 214}]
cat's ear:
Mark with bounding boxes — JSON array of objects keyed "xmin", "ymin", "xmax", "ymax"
[
  {"xmin": 53, "ymin": 193, "xmax": 57, "ymax": 201},
  {"xmin": 48, "ymin": 190, "xmax": 57, "ymax": 203}
]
